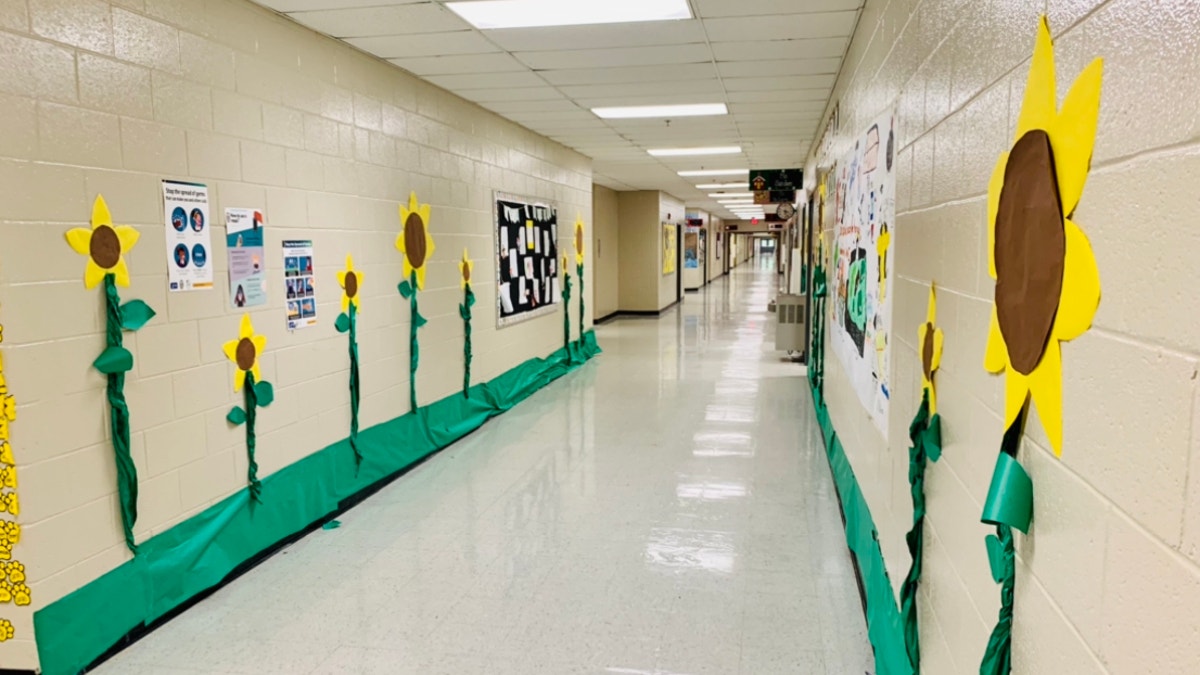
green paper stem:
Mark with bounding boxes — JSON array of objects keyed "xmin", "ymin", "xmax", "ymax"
[
  {"xmin": 462, "ymin": 284, "xmax": 474, "ymax": 398},
  {"xmin": 562, "ymin": 273, "xmax": 573, "ymax": 350},
  {"xmin": 103, "ymin": 275, "xmax": 139, "ymax": 554},
  {"xmin": 979, "ymin": 410, "xmax": 1028, "ymax": 675},
  {"xmin": 576, "ymin": 262, "xmax": 585, "ymax": 343},
  {"xmin": 980, "ymin": 524, "xmax": 1015, "ymax": 675},
  {"xmin": 899, "ymin": 390, "xmax": 941, "ymax": 672},
  {"xmin": 408, "ymin": 270, "xmax": 420, "ymax": 412},
  {"xmin": 348, "ymin": 303, "xmax": 361, "ymax": 464},
  {"xmin": 243, "ymin": 371, "xmax": 263, "ymax": 502}
]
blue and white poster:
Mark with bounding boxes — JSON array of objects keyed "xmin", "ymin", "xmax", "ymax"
[
  {"xmin": 162, "ymin": 180, "xmax": 213, "ymax": 292},
  {"xmin": 226, "ymin": 207, "xmax": 266, "ymax": 308}
]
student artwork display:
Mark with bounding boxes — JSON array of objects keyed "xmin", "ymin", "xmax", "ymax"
[
  {"xmin": 283, "ymin": 240, "xmax": 318, "ymax": 330},
  {"xmin": 226, "ymin": 208, "xmax": 266, "ymax": 308},
  {"xmin": 662, "ymin": 223, "xmax": 676, "ymax": 275},
  {"xmin": 397, "ymin": 192, "xmax": 436, "ymax": 411},
  {"xmin": 979, "ymin": 17, "xmax": 1103, "ymax": 675},
  {"xmin": 65, "ymin": 195, "xmax": 157, "ymax": 553},
  {"xmin": 459, "ymin": 250, "xmax": 475, "ymax": 398},
  {"xmin": 224, "ymin": 315, "xmax": 275, "ymax": 502},
  {"xmin": 335, "ymin": 256, "xmax": 363, "ymax": 463},
  {"xmin": 899, "ymin": 285, "xmax": 945, "ymax": 673},
  {"xmin": 163, "ymin": 180, "xmax": 213, "ymax": 292},
  {"xmin": 495, "ymin": 194, "xmax": 560, "ymax": 327},
  {"xmin": 0, "ymin": 302, "xmax": 30, "ymax": 640},
  {"xmin": 830, "ymin": 108, "xmax": 896, "ymax": 435},
  {"xmin": 684, "ymin": 227, "xmax": 700, "ymax": 269}
]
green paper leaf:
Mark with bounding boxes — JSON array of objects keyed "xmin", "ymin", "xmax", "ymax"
[
  {"xmin": 466, "ymin": 291, "xmax": 476, "ymax": 308},
  {"xmin": 94, "ymin": 346, "xmax": 133, "ymax": 374},
  {"xmin": 981, "ymin": 453, "xmax": 1034, "ymax": 533},
  {"xmin": 925, "ymin": 414, "xmax": 943, "ymax": 462},
  {"xmin": 335, "ymin": 312, "xmax": 351, "ymax": 333},
  {"xmin": 254, "ymin": 380, "xmax": 275, "ymax": 407},
  {"xmin": 398, "ymin": 280, "xmax": 413, "ymax": 298},
  {"xmin": 226, "ymin": 406, "xmax": 246, "ymax": 426},
  {"xmin": 985, "ymin": 534, "xmax": 1006, "ymax": 583},
  {"xmin": 459, "ymin": 304, "xmax": 470, "ymax": 320},
  {"xmin": 322, "ymin": 519, "xmax": 341, "ymax": 530},
  {"xmin": 413, "ymin": 310, "xmax": 428, "ymax": 328},
  {"xmin": 119, "ymin": 299, "xmax": 156, "ymax": 331}
]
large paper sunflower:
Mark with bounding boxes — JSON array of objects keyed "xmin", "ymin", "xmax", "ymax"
[
  {"xmin": 222, "ymin": 315, "xmax": 267, "ymax": 392},
  {"xmin": 574, "ymin": 215, "xmax": 585, "ymax": 266},
  {"xmin": 984, "ymin": 16, "xmax": 1102, "ymax": 456},
  {"xmin": 66, "ymin": 195, "xmax": 140, "ymax": 288},
  {"xmin": 337, "ymin": 254, "xmax": 363, "ymax": 314},
  {"xmin": 397, "ymin": 192, "xmax": 435, "ymax": 289},
  {"xmin": 458, "ymin": 248, "xmax": 473, "ymax": 290},
  {"xmin": 918, "ymin": 285, "xmax": 944, "ymax": 415}
]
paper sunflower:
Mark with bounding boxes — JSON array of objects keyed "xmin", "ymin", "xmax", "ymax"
[
  {"xmin": 222, "ymin": 315, "xmax": 266, "ymax": 392},
  {"xmin": 918, "ymin": 285, "xmax": 945, "ymax": 415},
  {"xmin": 574, "ymin": 216, "xmax": 585, "ymax": 266},
  {"xmin": 984, "ymin": 16, "xmax": 1103, "ymax": 456},
  {"xmin": 397, "ymin": 192, "xmax": 435, "ymax": 290},
  {"xmin": 66, "ymin": 195, "xmax": 140, "ymax": 288},
  {"xmin": 459, "ymin": 249, "xmax": 473, "ymax": 290},
  {"xmin": 337, "ymin": 254, "xmax": 362, "ymax": 314}
]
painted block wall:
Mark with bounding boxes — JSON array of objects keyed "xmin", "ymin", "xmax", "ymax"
[
  {"xmin": 811, "ymin": 0, "xmax": 1200, "ymax": 673},
  {"xmin": 592, "ymin": 184, "xmax": 619, "ymax": 320},
  {"xmin": 616, "ymin": 190, "xmax": 682, "ymax": 313},
  {"xmin": 0, "ymin": 0, "xmax": 592, "ymax": 669}
]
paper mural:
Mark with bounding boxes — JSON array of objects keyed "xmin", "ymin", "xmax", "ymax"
[
  {"xmin": 335, "ymin": 255, "xmax": 363, "ymax": 463},
  {"xmin": 830, "ymin": 109, "xmax": 897, "ymax": 435},
  {"xmin": 459, "ymin": 249, "xmax": 476, "ymax": 398},
  {"xmin": 224, "ymin": 315, "xmax": 275, "ymax": 502},
  {"xmin": 163, "ymin": 180, "xmax": 213, "ymax": 292},
  {"xmin": 495, "ymin": 194, "xmax": 559, "ymax": 327},
  {"xmin": 398, "ymin": 192, "xmax": 435, "ymax": 411}
]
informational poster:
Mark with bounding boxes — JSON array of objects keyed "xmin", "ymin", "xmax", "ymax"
[
  {"xmin": 830, "ymin": 108, "xmax": 896, "ymax": 436},
  {"xmin": 662, "ymin": 223, "xmax": 677, "ymax": 275},
  {"xmin": 163, "ymin": 180, "xmax": 213, "ymax": 292},
  {"xmin": 282, "ymin": 240, "xmax": 317, "ymax": 330},
  {"xmin": 495, "ymin": 193, "xmax": 559, "ymax": 327},
  {"xmin": 226, "ymin": 208, "xmax": 266, "ymax": 308},
  {"xmin": 684, "ymin": 227, "xmax": 700, "ymax": 269}
]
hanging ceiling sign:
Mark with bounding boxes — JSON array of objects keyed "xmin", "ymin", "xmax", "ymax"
[{"xmin": 750, "ymin": 169, "xmax": 803, "ymax": 205}]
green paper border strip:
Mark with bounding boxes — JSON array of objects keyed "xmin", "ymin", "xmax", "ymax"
[{"xmin": 33, "ymin": 332, "xmax": 602, "ymax": 675}]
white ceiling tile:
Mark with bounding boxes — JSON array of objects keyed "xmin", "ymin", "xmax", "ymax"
[
  {"xmin": 539, "ymin": 63, "xmax": 717, "ymax": 86},
  {"xmin": 716, "ymin": 58, "xmax": 841, "ymax": 78},
  {"xmin": 723, "ymin": 75, "xmax": 834, "ymax": 92},
  {"xmin": 730, "ymin": 101, "xmax": 826, "ymax": 114},
  {"xmin": 559, "ymin": 79, "xmax": 724, "ymax": 99},
  {"xmin": 727, "ymin": 89, "xmax": 835, "ymax": 103},
  {"xmin": 695, "ymin": 0, "xmax": 862, "ymax": 18},
  {"xmin": 426, "ymin": 71, "xmax": 547, "ymax": 90},
  {"xmin": 514, "ymin": 44, "xmax": 714, "ymax": 70},
  {"xmin": 710, "ymin": 38, "xmax": 848, "ymax": 61},
  {"xmin": 255, "ymin": 0, "xmax": 420, "ymax": 11},
  {"xmin": 734, "ymin": 111, "xmax": 823, "ymax": 122},
  {"xmin": 456, "ymin": 87, "xmax": 565, "ymax": 102},
  {"xmin": 286, "ymin": 4, "xmax": 467, "ymax": 37},
  {"xmin": 388, "ymin": 53, "xmax": 526, "ymax": 76},
  {"xmin": 704, "ymin": 12, "xmax": 857, "ymax": 42},
  {"xmin": 571, "ymin": 93, "xmax": 726, "ymax": 109},
  {"xmin": 345, "ymin": 31, "xmax": 497, "ymax": 58},
  {"xmin": 482, "ymin": 99, "xmax": 582, "ymax": 114},
  {"xmin": 485, "ymin": 21, "xmax": 707, "ymax": 52}
]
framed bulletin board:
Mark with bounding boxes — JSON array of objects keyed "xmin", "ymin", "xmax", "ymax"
[{"xmin": 494, "ymin": 193, "xmax": 560, "ymax": 327}]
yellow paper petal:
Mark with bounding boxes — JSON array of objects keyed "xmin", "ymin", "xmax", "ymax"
[
  {"xmin": 402, "ymin": 256, "xmax": 415, "ymax": 282},
  {"xmin": 418, "ymin": 203, "xmax": 431, "ymax": 226},
  {"xmin": 222, "ymin": 339, "xmax": 240, "ymax": 364},
  {"xmin": 415, "ymin": 265, "xmax": 427, "ymax": 291},
  {"xmin": 986, "ymin": 153, "xmax": 1008, "ymax": 280},
  {"xmin": 250, "ymin": 362, "xmax": 262, "ymax": 386},
  {"xmin": 83, "ymin": 260, "xmax": 106, "ymax": 289},
  {"xmin": 1015, "ymin": 16, "xmax": 1057, "ymax": 138},
  {"xmin": 251, "ymin": 334, "xmax": 267, "ymax": 355},
  {"xmin": 1053, "ymin": 219, "xmax": 1101, "ymax": 342},
  {"xmin": 111, "ymin": 258, "xmax": 131, "ymax": 287},
  {"xmin": 337, "ymin": 270, "xmax": 347, "ymax": 288},
  {"xmin": 1003, "ymin": 369, "xmax": 1031, "ymax": 432},
  {"xmin": 239, "ymin": 314, "xmax": 254, "ymax": 340},
  {"xmin": 424, "ymin": 231, "xmax": 436, "ymax": 262},
  {"xmin": 91, "ymin": 194, "xmax": 113, "ymax": 229},
  {"xmin": 984, "ymin": 307, "xmax": 1008, "ymax": 374},
  {"xmin": 114, "ymin": 225, "xmax": 140, "ymax": 253},
  {"xmin": 395, "ymin": 223, "xmax": 407, "ymax": 254},
  {"xmin": 1052, "ymin": 58, "xmax": 1103, "ymax": 217},
  {"xmin": 918, "ymin": 323, "xmax": 929, "ymax": 351},
  {"xmin": 341, "ymin": 294, "xmax": 350, "ymax": 313},
  {"xmin": 65, "ymin": 228, "xmax": 93, "ymax": 256},
  {"xmin": 1029, "ymin": 342, "xmax": 1065, "ymax": 456},
  {"xmin": 345, "ymin": 253, "xmax": 355, "ymax": 271},
  {"xmin": 232, "ymin": 369, "xmax": 246, "ymax": 392}
]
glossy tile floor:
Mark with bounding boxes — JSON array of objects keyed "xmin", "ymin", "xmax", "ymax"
[{"xmin": 97, "ymin": 260, "xmax": 873, "ymax": 675}]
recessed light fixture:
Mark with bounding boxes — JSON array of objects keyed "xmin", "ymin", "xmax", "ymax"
[
  {"xmin": 708, "ymin": 192, "xmax": 754, "ymax": 198},
  {"xmin": 696, "ymin": 182, "xmax": 748, "ymax": 189},
  {"xmin": 592, "ymin": 103, "xmax": 727, "ymax": 120},
  {"xmin": 719, "ymin": 200, "xmax": 755, "ymax": 205},
  {"xmin": 648, "ymin": 146, "xmax": 741, "ymax": 157},
  {"xmin": 446, "ymin": 0, "xmax": 692, "ymax": 30},
  {"xmin": 678, "ymin": 169, "xmax": 747, "ymax": 177}
]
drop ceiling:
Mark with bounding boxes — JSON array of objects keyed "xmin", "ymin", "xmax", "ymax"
[{"xmin": 253, "ymin": 0, "xmax": 862, "ymax": 220}]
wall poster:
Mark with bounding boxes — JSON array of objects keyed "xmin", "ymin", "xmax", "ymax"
[
  {"xmin": 662, "ymin": 223, "xmax": 677, "ymax": 275},
  {"xmin": 225, "ymin": 208, "xmax": 266, "ymax": 308},
  {"xmin": 494, "ymin": 193, "xmax": 560, "ymax": 327},
  {"xmin": 830, "ymin": 108, "xmax": 896, "ymax": 436},
  {"xmin": 684, "ymin": 227, "xmax": 700, "ymax": 269},
  {"xmin": 163, "ymin": 180, "xmax": 213, "ymax": 292},
  {"xmin": 283, "ymin": 240, "xmax": 318, "ymax": 330}
]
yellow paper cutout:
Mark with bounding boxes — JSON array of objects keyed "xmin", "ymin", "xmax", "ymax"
[
  {"xmin": 5, "ymin": 561, "xmax": 23, "ymax": 584},
  {"xmin": 0, "ymin": 466, "xmax": 14, "ymax": 490},
  {"xmin": 574, "ymin": 215, "xmax": 585, "ymax": 266},
  {"xmin": 0, "ymin": 493, "xmax": 17, "ymax": 516},
  {"xmin": 2, "ymin": 395, "xmax": 13, "ymax": 422},
  {"xmin": 336, "ymin": 254, "xmax": 363, "ymax": 314},
  {"xmin": 222, "ymin": 315, "xmax": 266, "ymax": 392},
  {"xmin": 0, "ymin": 581, "xmax": 9, "ymax": 603},
  {"xmin": 0, "ymin": 442, "xmax": 10, "ymax": 466},
  {"xmin": 0, "ymin": 522, "xmax": 17, "ymax": 546},
  {"xmin": 918, "ymin": 285, "xmax": 945, "ymax": 415},
  {"xmin": 0, "ymin": 618, "xmax": 12, "ymax": 641},
  {"xmin": 525, "ymin": 220, "xmax": 535, "ymax": 250},
  {"xmin": 12, "ymin": 583, "xmax": 28, "ymax": 606},
  {"xmin": 458, "ymin": 249, "xmax": 474, "ymax": 290},
  {"xmin": 876, "ymin": 223, "xmax": 891, "ymax": 302},
  {"xmin": 396, "ymin": 192, "xmax": 435, "ymax": 290},
  {"xmin": 984, "ymin": 15, "xmax": 1103, "ymax": 457},
  {"xmin": 65, "ymin": 195, "xmax": 141, "ymax": 288}
]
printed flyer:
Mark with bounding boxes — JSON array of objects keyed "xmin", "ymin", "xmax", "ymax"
[
  {"xmin": 283, "ymin": 240, "xmax": 317, "ymax": 330},
  {"xmin": 226, "ymin": 208, "xmax": 266, "ymax": 308},
  {"xmin": 163, "ymin": 180, "xmax": 213, "ymax": 292}
]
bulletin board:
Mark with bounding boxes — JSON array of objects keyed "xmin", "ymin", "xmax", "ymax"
[{"xmin": 495, "ymin": 193, "xmax": 560, "ymax": 327}]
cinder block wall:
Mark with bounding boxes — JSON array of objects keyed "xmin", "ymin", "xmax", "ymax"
[
  {"xmin": 0, "ymin": 0, "xmax": 591, "ymax": 669},
  {"xmin": 813, "ymin": 0, "xmax": 1200, "ymax": 673}
]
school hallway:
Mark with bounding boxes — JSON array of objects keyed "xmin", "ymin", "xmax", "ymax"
[{"xmin": 93, "ymin": 264, "xmax": 872, "ymax": 675}]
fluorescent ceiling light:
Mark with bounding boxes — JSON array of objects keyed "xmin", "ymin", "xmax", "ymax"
[
  {"xmin": 708, "ymin": 192, "xmax": 753, "ymax": 198},
  {"xmin": 678, "ymin": 169, "xmax": 747, "ymax": 177},
  {"xmin": 697, "ymin": 182, "xmax": 747, "ymax": 189},
  {"xmin": 592, "ymin": 103, "xmax": 727, "ymax": 120},
  {"xmin": 446, "ymin": 0, "xmax": 691, "ymax": 30},
  {"xmin": 719, "ymin": 200, "xmax": 754, "ymax": 205},
  {"xmin": 648, "ymin": 146, "xmax": 740, "ymax": 157}
]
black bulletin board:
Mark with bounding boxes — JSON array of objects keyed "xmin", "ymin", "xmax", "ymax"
[{"xmin": 494, "ymin": 193, "xmax": 560, "ymax": 327}]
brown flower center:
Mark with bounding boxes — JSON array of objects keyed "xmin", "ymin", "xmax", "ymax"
[
  {"xmin": 922, "ymin": 322, "xmax": 935, "ymax": 379},
  {"xmin": 575, "ymin": 227, "xmax": 583, "ymax": 258},
  {"xmin": 344, "ymin": 271, "xmax": 358, "ymax": 298},
  {"xmin": 404, "ymin": 213, "xmax": 427, "ymax": 269},
  {"xmin": 90, "ymin": 225, "xmax": 121, "ymax": 269},
  {"xmin": 235, "ymin": 338, "xmax": 256, "ymax": 371},
  {"xmin": 461, "ymin": 263, "xmax": 470, "ymax": 283},
  {"xmin": 994, "ymin": 129, "xmax": 1065, "ymax": 376}
]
